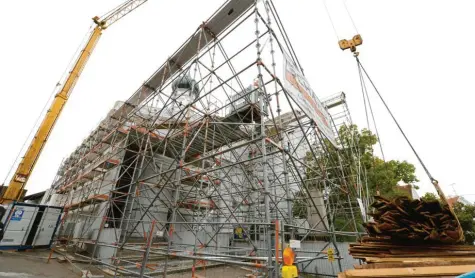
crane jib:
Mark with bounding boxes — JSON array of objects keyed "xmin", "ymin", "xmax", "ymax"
[{"xmin": 0, "ymin": 0, "xmax": 148, "ymax": 204}]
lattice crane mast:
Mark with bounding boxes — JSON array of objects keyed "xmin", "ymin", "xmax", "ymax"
[{"xmin": 1, "ymin": 0, "xmax": 148, "ymax": 204}]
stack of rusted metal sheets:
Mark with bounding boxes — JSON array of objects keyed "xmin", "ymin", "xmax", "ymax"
[
  {"xmin": 363, "ymin": 196, "xmax": 463, "ymax": 243},
  {"xmin": 338, "ymin": 196, "xmax": 474, "ymax": 277}
]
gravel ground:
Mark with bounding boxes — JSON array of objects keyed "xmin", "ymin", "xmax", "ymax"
[
  {"xmin": 0, "ymin": 250, "xmax": 79, "ymax": 278},
  {"xmin": 0, "ymin": 250, "xmax": 261, "ymax": 278},
  {"xmin": 167, "ymin": 265, "xmax": 255, "ymax": 278}
]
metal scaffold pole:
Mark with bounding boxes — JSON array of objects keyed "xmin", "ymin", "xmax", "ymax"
[
  {"xmin": 254, "ymin": 1, "xmax": 274, "ymax": 275},
  {"xmin": 42, "ymin": 1, "xmax": 364, "ymax": 276}
]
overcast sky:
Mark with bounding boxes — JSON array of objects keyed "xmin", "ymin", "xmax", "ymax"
[{"xmin": 1, "ymin": 0, "xmax": 474, "ymax": 201}]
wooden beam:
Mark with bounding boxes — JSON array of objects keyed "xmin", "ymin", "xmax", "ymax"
[
  {"xmin": 364, "ymin": 256, "xmax": 475, "ymax": 263},
  {"xmin": 344, "ymin": 264, "xmax": 475, "ymax": 277},
  {"xmin": 357, "ymin": 260, "xmax": 475, "ymax": 269}
]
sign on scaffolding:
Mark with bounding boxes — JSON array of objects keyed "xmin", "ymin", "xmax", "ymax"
[
  {"xmin": 327, "ymin": 248, "xmax": 335, "ymax": 262},
  {"xmin": 357, "ymin": 197, "xmax": 368, "ymax": 221},
  {"xmin": 289, "ymin": 239, "xmax": 301, "ymax": 249},
  {"xmin": 233, "ymin": 226, "xmax": 247, "ymax": 239},
  {"xmin": 282, "ymin": 52, "xmax": 337, "ymax": 147}
]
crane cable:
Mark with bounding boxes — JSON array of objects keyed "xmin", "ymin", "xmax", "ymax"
[
  {"xmin": 340, "ymin": 1, "xmax": 447, "ymax": 207},
  {"xmin": 355, "ymin": 57, "xmax": 436, "ymax": 184},
  {"xmin": 333, "ymin": 0, "xmax": 430, "ymax": 179},
  {"xmin": 343, "ymin": 0, "xmax": 359, "ymax": 34},
  {"xmin": 322, "ymin": 0, "xmax": 340, "ymax": 41},
  {"xmin": 2, "ymin": 25, "xmax": 96, "ymax": 185},
  {"xmin": 2, "ymin": 89, "xmax": 56, "ymax": 185},
  {"xmin": 321, "ymin": 0, "xmax": 360, "ymax": 42},
  {"xmin": 357, "ymin": 60, "xmax": 386, "ymax": 161}
]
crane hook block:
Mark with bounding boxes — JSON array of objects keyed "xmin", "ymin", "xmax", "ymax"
[{"xmin": 338, "ymin": 34, "xmax": 363, "ymax": 52}]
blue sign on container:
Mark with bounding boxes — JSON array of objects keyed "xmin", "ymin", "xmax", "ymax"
[{"xmin": 11, "ymin": 209, "xmax": 24, "ymax": 221}]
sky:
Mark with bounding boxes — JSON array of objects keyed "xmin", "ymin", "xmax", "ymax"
[{"xmin": 0, "ymin": 0, "xmax": 474, "ymax": 201}]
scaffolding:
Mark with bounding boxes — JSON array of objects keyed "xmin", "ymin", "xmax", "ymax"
[{"xmin": 41, "ymin": 0, "xmax": 366, "ymax": 277}]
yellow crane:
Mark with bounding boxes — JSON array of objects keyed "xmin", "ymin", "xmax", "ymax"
[{"xmin": 1, "ymin": 0, "xmax": 148, "ymax": 204}]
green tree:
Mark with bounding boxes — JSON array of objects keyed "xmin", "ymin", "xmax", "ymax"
[
  {"xmin": 454, "ymin": 202, "xmax": 475, "ymax": 245},
  {"xmin": 367, "ymin": 157, "xmax": 419, "ymax": 198},
  {"xmin": 294, "ymin": 125, "xmax": 419, "ymax": 237},
  {"xmin": 292, "ymin": 190, "xmax": 308, "ymax": 218},
  {"xmin": 421, "ymin": 192, "xmax": 475, "ymax": 245},
  {"xmin": 343, "ymin": 125, "xmax": 419, "ymax": 198},
  {"xmin": 306, "ymin": 124, "xmax": 418, "ymax": 198},
  {"xmin": 420, "ymin": 192, "xmax": 438, "ymax": 202}
]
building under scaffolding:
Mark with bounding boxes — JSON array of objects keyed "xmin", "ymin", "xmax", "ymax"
[{"xmin": 40, "ymin": 0, "xmax": 366, "ymax": 276}]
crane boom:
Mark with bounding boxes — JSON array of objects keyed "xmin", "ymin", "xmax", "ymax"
[{"xmin": 1, "ymin": 0, "xmax": 147, "ymax": 203}]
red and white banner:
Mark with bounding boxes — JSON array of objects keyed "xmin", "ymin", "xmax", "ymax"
[{"xmin": 282, "ymin": 53, "xmax": 337, "ymax": 147}]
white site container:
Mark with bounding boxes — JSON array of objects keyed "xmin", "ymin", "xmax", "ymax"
[
  {"xmin": 0, "ymin": 202, "xmax": 63, "ymax": 250},
  {"xmin": 31, "ymin": 206, "xmax": 63, "ymax": 246}
]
